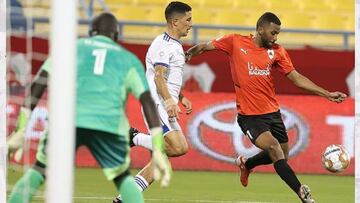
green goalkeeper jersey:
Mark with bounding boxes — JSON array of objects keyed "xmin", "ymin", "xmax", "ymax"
[{"xmin": 41, "ymin": 35, "xmax": 149, "ymax": 136}]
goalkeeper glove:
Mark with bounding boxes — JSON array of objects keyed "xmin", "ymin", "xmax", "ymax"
[
  {"xmin": 151, "ymin": 127, "xmax": 172, "ymax": 188},
  {"xmin": 7, "ymin": 106, "xmax": 31, "ymax": 162}
]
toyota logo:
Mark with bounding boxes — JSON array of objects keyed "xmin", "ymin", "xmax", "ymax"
[{"xmin": 188, "ymin": 102, "xmax": 309, "ymax": 164}]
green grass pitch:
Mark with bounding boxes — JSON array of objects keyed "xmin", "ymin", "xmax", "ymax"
[{"xmin": 7, "ymin": 167, "xmax": 354, "ymax": 203}]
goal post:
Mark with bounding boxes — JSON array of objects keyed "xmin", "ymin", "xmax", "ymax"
[
  {"xmin": 0, "ymin": 0, "xmax": 6, "ymax": 202},
  {"xmin": 46, "ymin": 0, "xmax": 78, "ymax": 202},
  {"xmin": 355, "ymin": 0, "xmax": 359, "ymax": 203}
]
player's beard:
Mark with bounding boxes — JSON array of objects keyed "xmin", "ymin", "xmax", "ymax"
[{"xmin": 261, "ymin": 38, "xmax": 272, "ymax": 49}]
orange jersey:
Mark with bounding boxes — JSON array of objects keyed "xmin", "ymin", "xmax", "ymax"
[{"xmin": 212, "ymin": 34, "xmax": 295, "ymax": 115}]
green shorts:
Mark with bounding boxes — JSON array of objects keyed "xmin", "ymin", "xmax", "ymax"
[{"xmin": 36, "ymin": 127, "xmax": 130, "ymax": 181}]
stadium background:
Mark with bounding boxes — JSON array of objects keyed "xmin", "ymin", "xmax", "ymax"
[{"xmin": 6, "ymin": 0, "xmax": 355, "ymax": 202}]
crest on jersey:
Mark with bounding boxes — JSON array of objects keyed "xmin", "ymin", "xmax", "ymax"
[{"xmin": 267, "ymin": 49, "xmax": 274, "ymax": 59}]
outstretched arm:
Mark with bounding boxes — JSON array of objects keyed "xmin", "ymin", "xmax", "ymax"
[
  {"xmin": 185, "ymin": 41, "xmax": 216, "ymax": 62},
  {"xmin": 286, "ymin": 70, "xmax": 347, "ymax": 103},
  {"xmin": 7, "ymin": 69, "xmax": 49, "ymax": 161},
  {"xmin": 27, "ymin": 69, "xmax": 49, "ymax": 110}
]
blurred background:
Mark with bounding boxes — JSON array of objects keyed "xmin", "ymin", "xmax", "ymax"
[
  {"xmin": 6, "ymin": 0, "xmax": 355, "ymax": 202},
  {"xmin": 8, "ymin": 0, "xmax": 356, "ymax": 47}
]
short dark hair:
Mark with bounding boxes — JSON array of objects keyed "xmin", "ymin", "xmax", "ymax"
[
  {"xmin": 256, "ymin": 12, "xmax": 281, "ymax": 29},
  {"xmin": 165, "ymin": 1, "xmax": 192, "ymax": 22},
  {"xmin": 89, "ymin": 12, "xmax": 119, "ymax": 40}
]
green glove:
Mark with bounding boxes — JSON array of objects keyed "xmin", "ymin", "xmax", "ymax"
[
  {"xmin": 7, "ymin": 106, "xmax": 31, "ymax": 162},
  {"xmin": 150, "ymin": 127, "xmax": 172, "ymax": 188}
]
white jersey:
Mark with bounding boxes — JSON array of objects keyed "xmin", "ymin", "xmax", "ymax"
[{"xmin": 145, "ymin": 32, "xmax": 185, "ymax": 104}]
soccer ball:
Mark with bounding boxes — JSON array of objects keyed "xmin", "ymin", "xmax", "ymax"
[{"xmin": 322, "ymin": 144, "xmax": 350, "ymax": 173}]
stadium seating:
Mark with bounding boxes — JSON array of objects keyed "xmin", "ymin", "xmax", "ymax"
[
  {"xmin": 14, "ymin": 0, "xmax": 355, "ymax": 48},
  {"xmin": 214, "ymin": 10, "xmax": 248, "ymax": 26},
  {"xmin": 191, "ymin": 8, "xmax": 215, "ymax": 25},
  {"xmin": 279, "ymin": 12, "xmax": 313, "ymax": 29},
  {"xmin": 291, "ymin": 0, "xmax": 331, "ymax": 11},
  {"xmin": 136, "ymin": 0, "xmax": 168, "ymax": 6},
  {"xmin": 146, "ymin": 6, "xmax": 165, "ymax": 22},
  {"xmin": 115, "ymin": 6, "xmax": 147, "ymax": 21},
  {"xmin": 312, "ymin": 13, "xmax": 347, "ymax": 30},
  {"xmin": 266, "ymin": 0, "xmax": 299, "ymax": 12},
  {"xmin": 325, "ymin": 0, "xmax": 354, "ymax": 12},
  {"xmin": 233, "ymin": 0, "xmax": 266, "ymax": 10}
]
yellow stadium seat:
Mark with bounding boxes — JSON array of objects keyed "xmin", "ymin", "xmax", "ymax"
[
  {"xmin": 191, "ymin": 8, "xmax": 215, "ymax": 25},
  {"xmin": 195, "ymin": 29, "xmax": 221, "ymax": 42},
  {"xmin": 23, "ymin": 7, "xmax": 50, "ymax": 17},
  {"xmin": 279, "ymin": 12, "xmax": 313, "ymax": 29},
  {"xmin": 105, "ymin": 0, "xmax": 134, "ymax": 5},
  {"xmin": 267, "ymin": 0, "xmax": 299, "ymax": 12},
  {"xmin": 19, "ymin": 0, "xmax": 49, "ymax": 7},
  {"xmin": 147, "ymin": 7, "xmax": 165, "ymax": 22},
  {"xmin": 219, "ymin": 29, "xmax": 251, "ymax": 36},
  {"xmin": 115, "ymin": 6, "xmax": 147, "ymax": 21},
  {"xmin": 276, "ymin": 33, "xmax": 311, "ymax": 47},
  {"xmin": 202, "ymin": 0, "xmax": 234, "ymax": 8},
  {"xmin": 291, "ymin": 0, "xmax": 331, "ymax": 11},
  {"xmin": 325, "ymin": 0, "xmax": 354, "ymax": 12},
  {"xmin": 233, "ymin": 0, "xmax": 269, "ymax": 10},
  {"xmin": 311, "ymin": 13, "xmax": 347, "ymax": 30},
  {"xmin": 190, "ymin": 8, "xmax": 218, "ymax": 38},
  {"xmin": 136, "ymin": 0, "xmax": 168, "ymax": 6},
  {"xmin": 173, "ymin": 0, "xmax": 204, "ymax": 7},
  {"xmin": 214, "ymin": 10, "xmax": 248, "ymax": 26},
  {"xmin": 121, "ymin": 25, "xmax": 161, "ymax": 39},
  {"xmin": 244, "ymin": 11, "xmax": 271, "ymax": 28},
  {"xmin": 313, "ymin": 34, "xmax": 346, "ymax": 48},
  {"xmin": 343, "ymin": 14, "xmax": 355, "ymax": 31}
]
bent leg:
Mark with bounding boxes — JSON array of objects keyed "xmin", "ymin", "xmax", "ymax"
[
  {"xmin": 8, "ymin": 130, "xmax": 49, "ymax": 203},
  {"xmin": 255, "ymin": 131, "xmax": 301, "ymax": 194},
  {"xmin": 244, "ymin": 150, "xmax": 272, "ymax": 170},
  {"xmin": 254, "ymin": 131, "xmax": 284, "ymax": 161},
  {"xmin": 280, "ymin": 143, "xmax": 289, "ymax": 160},
  {"xmin": 164, "ymin": 130, "xmax": 188, "ymax": 157},
  {"xmin": 113, "ymin": 170, "xmax": 144, "ymax": 203},
  {"xmin": 8, "ymin": 161, "xmax": 46, "ymax": 203},
  {"xmin": 243, "ymin": 142, "xmax": 289, "ymax": 171}
]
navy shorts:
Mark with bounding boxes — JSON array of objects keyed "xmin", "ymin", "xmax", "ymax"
[{"xmin": 237, "ymin": 110, "xmax": 288, "ymax": 144}]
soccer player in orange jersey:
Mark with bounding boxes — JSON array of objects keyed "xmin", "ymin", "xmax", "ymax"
[{"xmin": 186, "ymin": 12, "xmax": 346, "ymax": 203}]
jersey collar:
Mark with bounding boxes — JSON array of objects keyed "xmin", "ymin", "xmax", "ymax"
[
  {"xmin": 92, "ymin": 35, "xmax": 114, "ymax": 43},
  {"xmin": 164, "ymin": 32, "xmax": 182, "ymax": 45}
]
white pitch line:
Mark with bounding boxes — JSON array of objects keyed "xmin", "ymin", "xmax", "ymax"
[
  {"xmin": 144, "ymin": 198, "xmax": 283, "ymax": 203},
  {"xmin": 31, "ymin": 195, "xmax": 283, "ymax": 203}
]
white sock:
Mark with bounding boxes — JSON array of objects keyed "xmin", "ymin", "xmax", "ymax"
[
  {"xmin": 134, "ymin": 175, "xmax": 149, "ymax": 192},
  {"xmin": 133, "ymin": 132, "xmax": 153, "ymax": 150}
]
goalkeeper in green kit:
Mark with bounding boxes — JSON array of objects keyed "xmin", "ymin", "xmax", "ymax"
[{"xmin": 7, "ymin": 12, "xmax": 172, "ymax": 203}]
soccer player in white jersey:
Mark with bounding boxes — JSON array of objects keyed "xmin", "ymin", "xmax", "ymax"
[{"xmin": 113, "ymin": 1, "xmax": 192, "ymax": 202}]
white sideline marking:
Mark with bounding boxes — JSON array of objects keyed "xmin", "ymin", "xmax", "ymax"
[{"xmin": 32, "ymin": 195, "xmax": 283, "ymax": 203}]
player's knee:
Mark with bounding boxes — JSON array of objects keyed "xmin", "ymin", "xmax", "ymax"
[
  {"xmin": 267, "ymin": 144, "xmax": 283, "ymax": 160},
  {"xmin": 167, "ymin": 142, "xmax": 188, "ymax": 157},
  {"xmin": 284, "ymin": 153, "xmax": 289, "ymax": 161}
]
